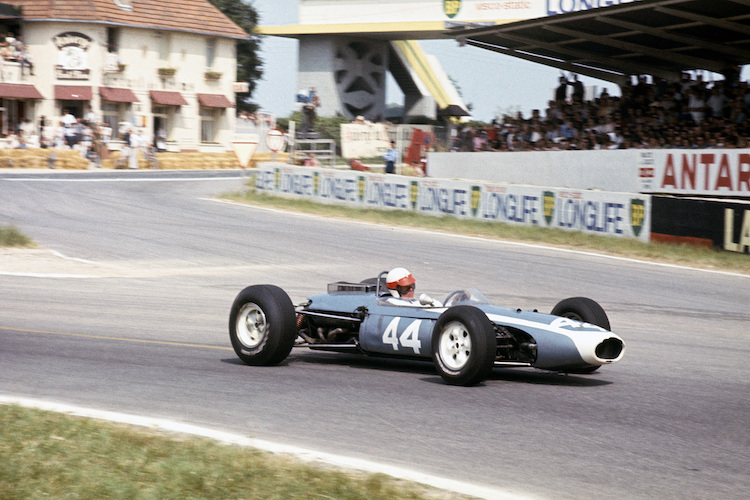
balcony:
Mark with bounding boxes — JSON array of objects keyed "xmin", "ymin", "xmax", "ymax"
[
  {"xmin": 204, "ymin": 71, "xmax": 222, "ymax": 82},
  {"xmin": 157, "ymin": 67, "xmax": 177, "ymax": 78}
]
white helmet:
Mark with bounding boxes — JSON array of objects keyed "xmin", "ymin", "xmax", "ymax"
[{"xmin": 386, "ymin": 267, "xmax": 416, "ymax": 298}]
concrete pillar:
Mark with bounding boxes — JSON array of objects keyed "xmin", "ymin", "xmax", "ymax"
[{"xmin": 298, "ymin": 35, "xmax": 388, "ymax": 122}]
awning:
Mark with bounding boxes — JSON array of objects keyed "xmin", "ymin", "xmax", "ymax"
[
  {"xmin": 197, "ymin": 93, "xmax": 234, "ymax": 108},
  {"xmin": 0, "ymin": 83, "xmax": 43, "ymax": 99},
  {"xmin": 99, "ymin": 87, "xmax": 139, "ymax": 103},
  {"xmin": 54, "ymin": 85, "xmax": 92, "ymax": 100},
  {"xmin": 150, "ymin": 90, "xmax": 187, "ymax": 106}
]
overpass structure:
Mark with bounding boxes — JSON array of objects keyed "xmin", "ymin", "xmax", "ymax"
[
  {"xmin": 259, "ymin": 0, "xmax": 570, "ymax": 122},
  {"xmin": 260, "ymin": 0, "xmax": 750, "ymax": 122}
]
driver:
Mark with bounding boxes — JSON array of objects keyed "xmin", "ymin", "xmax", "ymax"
[
  {"xmin": 384, "ymin": 268, "xmax": 441, "ymax": 307},
  {"xmin": 386, "ymin": 267, "xmax": 416, "ymax": 299}
]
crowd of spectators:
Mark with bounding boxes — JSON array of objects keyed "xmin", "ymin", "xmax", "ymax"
[
  {"xmin": 453, "ymin": 72, "xmax": 750, "ymax": 151},
  {"xmin": 1, "ymin": 32, "xmax": 33, "ymax": 75}
]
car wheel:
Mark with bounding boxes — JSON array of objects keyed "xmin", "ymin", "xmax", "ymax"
[
  {"xmin": 551, "ymin": 297, "xmax": 610, "ymax": 373},
  {"xmin": 551, "ymin": 297, "xmax": 610, "ymax": 329},
  {"xmin": 229, "ymin": 285, "xmax": 297, "ymax": 366},
  {"xmin": 431, "ymin": 306, "xmax": 496, "ymax": 386}
]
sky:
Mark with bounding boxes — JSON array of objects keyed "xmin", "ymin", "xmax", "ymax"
[{"xmin": 246, "ymin": 1, "xmax": 631, "ymax": 122}]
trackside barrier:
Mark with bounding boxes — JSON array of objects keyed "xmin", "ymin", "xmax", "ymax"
[
  {"xmin": 652, "ymin": 196, "xmax": 750, "ymax": 254},
  {"xmin": 427, "ymin": 149, "xmax": 750, "ymax": 199},
  {"xmin": 253, "ymin": 163, "xmax": 652, "ymax": 242}
]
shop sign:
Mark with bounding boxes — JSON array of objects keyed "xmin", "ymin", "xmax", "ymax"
[{"xmin": 53, "ymin": 31, "xmax": 92, "ymax": 81}]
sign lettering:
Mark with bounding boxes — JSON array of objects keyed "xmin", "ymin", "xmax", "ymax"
[
  {"xmin": 661, "ymin": 152, "xmax": 750, "ymax": 194},
  {"xmin": 547, "ymin": 0, "xmax": 639, "ymax": 16},
  {"xmin": 724, "ymin": 208, "xmax": 750, "ymax": 253}
]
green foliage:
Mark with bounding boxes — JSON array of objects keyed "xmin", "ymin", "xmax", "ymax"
[
  {"xmin": 0, "ymin": 225, "xmax": 34, "ymax": 247},
  {"xmin": 0, "ymin": 406, "xmax": 462, "ymax": 499},
  {"xmin": 208, "ymin": 0, "xmax": 263, "ymax": 112}
]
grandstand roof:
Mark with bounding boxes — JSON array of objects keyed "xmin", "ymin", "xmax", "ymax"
[
  {"xmin": 445, "ymin": 0, "xmax": 750, "ymax": 85},
  {"xmin": 3, "ymin": 0, "xmax": 248, "ymax": 39}
]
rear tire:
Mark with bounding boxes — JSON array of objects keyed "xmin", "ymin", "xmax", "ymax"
[
  {"xmin": 229, "ymin": 285, "xmax": 297, "ymax": 366},
  {"xmin": 431, "ymin": 306, "xmax": 496, "ymax": 386}
]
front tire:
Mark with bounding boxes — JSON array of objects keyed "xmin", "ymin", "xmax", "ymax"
[
  {"xmin": 431, "ymin": 306, "xmax": 496, "ymax": 386},
  {"xmin": 551, "ymin": 297, "xmax": 610, "ymax": 329},
  {"xmin": 229, "ymin": 285, "xmax": 297, "ymax": 366},
  {"xmin": 551, "ymin": 297, "xmax": 610, "ymax": 373}
]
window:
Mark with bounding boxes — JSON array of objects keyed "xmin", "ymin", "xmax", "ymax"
[
  {"xmin": 206, "ymin": 38, "xmax": 216, "ymax": 69},
  {"xmin": 107, "ymin": 27, "xmax": 120, "ymax": 53},
  {"xmin": 155, "ymin": 32, "xmax": 169, "ymax": 63},
  {"xmin": 200, "ymin": 107, "xmax": 216, "ymax": 143},
  {"xmin": 114, "ymin": 0, "xmax": 133, "ymax": 11}
]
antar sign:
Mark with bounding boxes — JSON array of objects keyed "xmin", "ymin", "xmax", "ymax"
[{"xmin": 660, "ymin": 152, "xmax": 750, "ymax": 194}]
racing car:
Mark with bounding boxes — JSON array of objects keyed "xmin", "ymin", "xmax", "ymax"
[{"xmin": 229, "ymin": 272, "xmax": 625, "ymax": 386}]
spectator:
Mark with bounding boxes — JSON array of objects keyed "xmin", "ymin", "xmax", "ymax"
[
  {"xmin": 383, "ymin": 140, "xmax": 399, "ymax": 173},
  {"xmin": 687, "ymin": 87, "xmax": 706, "ymax": 123},
  {"xmin": 555, "ymin": 76, "xmax": 568, "ymax": 104},
  {"xmin": 478, "ymin": 72, "xmax": 750, "ymax": 152}
]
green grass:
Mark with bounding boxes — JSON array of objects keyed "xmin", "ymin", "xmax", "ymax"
[
  {"xmin": 0, "ymin": 405, "xmax": 467, "ymax": 500},
  {"xmin": 221, "ymin": 189, "xmax": 750, "ymax": 276},
  {"xmin": 0, "ymin": 225, "xmax": 35, "ymax": 247}
]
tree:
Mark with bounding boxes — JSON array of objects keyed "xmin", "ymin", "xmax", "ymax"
[{"xmin": 209, "ymin": 0, "xmax": 263, "ymax": 112}]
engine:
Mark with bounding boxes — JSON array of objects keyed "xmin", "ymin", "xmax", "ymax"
[
  {"xmin": 296, "ymin": 311, "xmax": 360, "ymax": 346},
  {"xmin": 494, "ymin": 324, "xmax": 538, "ymax": 364}
]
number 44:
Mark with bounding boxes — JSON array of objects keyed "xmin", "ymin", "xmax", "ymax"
[{"xmin": 382, "ymin": 317, "xmax": 422, "ymax": 354}]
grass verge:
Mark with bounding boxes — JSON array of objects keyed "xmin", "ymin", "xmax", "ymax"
[
  {"xmin": 221, "ymin": 189, "xmax": 750, "ymax": 276},
  {"xmin": 0, "ymin": 225, "xmax": 35, "ymax": 248},
  {"xmin": 0, "ymin": 405, "xmax": 467, "ymax": 500}
]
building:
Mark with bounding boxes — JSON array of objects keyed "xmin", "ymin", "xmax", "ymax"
[{"xmin": 0, "ymin": 0, "xmax": 247, "ymax": 151}]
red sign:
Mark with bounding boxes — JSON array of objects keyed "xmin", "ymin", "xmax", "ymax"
[{"xmin": 660, "ymin": 152, "xmax": 750, "ymax": 193}]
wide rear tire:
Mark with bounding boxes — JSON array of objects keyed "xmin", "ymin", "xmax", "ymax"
[
  {"xmin": 229, "ymin": 285, "xmax": 297, "ymax": 366},
  {"xmin": 431, "ymin": 306, "xmax": 496, "ymax": 386}
]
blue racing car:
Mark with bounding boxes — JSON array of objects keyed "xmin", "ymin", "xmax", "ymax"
[{"xmin": 229, "ymin": 271, "xmax": 625, "ymax": 386}]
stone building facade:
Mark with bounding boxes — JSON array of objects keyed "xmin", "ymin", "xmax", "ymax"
[{"xmin": 0, "ymin": 0, "xmax": 247, "ymax": 151}]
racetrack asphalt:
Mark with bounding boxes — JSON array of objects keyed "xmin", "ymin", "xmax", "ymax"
[{"xmin": 2, "ymin": 168, "xmax": 749, "ymax": 500}]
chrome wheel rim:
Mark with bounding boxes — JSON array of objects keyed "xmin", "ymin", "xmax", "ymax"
[
  {"xmin": 236, "ymin": 303, "xmax": 267, "ymax": 349},
  {"xmin": 438, "ymin": 321, "xmax": 471, "ymax": 371}
]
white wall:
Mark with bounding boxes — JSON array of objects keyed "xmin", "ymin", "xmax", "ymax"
[
  {"xmin": 427, "ymin": 150, "xmax": 642, "ymax": 192},
  {"xmin": 427, "ymin": 149, "xmax": 750, "ymax": 198}
]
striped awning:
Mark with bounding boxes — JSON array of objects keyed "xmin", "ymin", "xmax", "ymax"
[
  {"xmin": 54, "ymin": 85, "xmax": 92, "ymax": 100},
  {"xmin": 197, "ymin": 93, "xmax": 234, "ymax": 108},
  {"xmin": 0, "ymin": 83, "xmax": 43, "ymax": 99},
  {"xmin": 100, "ymin": 87, "xmax": 139, "ymax": 103},
  {"xmin": 149, "ymin": 90, "xmax": 187, "ymax": 106}
]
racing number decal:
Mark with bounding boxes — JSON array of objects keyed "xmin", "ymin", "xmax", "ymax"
[
  {"xmin": 382, "ymin": 317, "xmax": 422, "ymax": 354},
  {"xmin": 550, "ymin": 317, "xmax": 606, "ymax": 332}
]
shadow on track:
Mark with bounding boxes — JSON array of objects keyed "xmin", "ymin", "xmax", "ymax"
[{"xmin": 221, "ymin": 351, "xmax": 614, "ymax": 387}]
